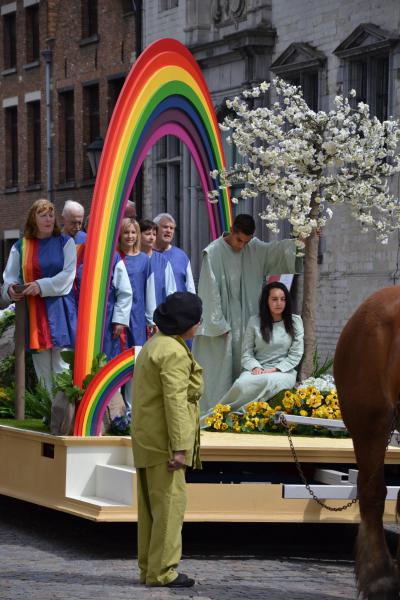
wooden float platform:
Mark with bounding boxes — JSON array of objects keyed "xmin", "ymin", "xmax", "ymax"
[{"xmin": 1, "ymin": 424, "xmax": 399, "ymax": 523}]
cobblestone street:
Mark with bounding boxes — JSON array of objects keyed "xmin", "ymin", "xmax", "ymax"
[{"xmin": 0, "ymin": 495, "xmax": 369, "ymax": 600}]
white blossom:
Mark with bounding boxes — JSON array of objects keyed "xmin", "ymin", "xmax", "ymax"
[{"xmin": 216, "ymin": 77, "xmax": 400, "ymax": 246}]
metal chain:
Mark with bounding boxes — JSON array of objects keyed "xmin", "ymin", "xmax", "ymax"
[
  {"xmin": 280, "ymin": 414, "xmax": 357, "ymax": 511},
  {"xmin": 280, "ymin": 412, "xmax": 398, "ymax": 512}
]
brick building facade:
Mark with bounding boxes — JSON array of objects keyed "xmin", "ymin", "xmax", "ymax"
[{"xmin": 0, "ymin": 0, "xmax": 136, "ymax": 267}]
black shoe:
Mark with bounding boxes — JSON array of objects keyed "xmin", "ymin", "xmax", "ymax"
[{"xmin": 164, "ymin": 573, "xmax": 195, "ymax": 588}]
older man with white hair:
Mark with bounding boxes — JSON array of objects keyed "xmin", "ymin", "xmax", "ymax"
[
  {"xmin": 153, "ymin": 213, "xmax": 195, "ymax": 294},
  {"xmin": 62, "ymin": 200, "xmax": 86, "ymax": 244}
]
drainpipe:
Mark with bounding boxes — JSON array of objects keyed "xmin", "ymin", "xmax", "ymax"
[
  {"xmin": 132, "ymin": 0, "xmax": 143, "ymax": 213},
  {"xmin": 42, "ymin": 46, "xmax": 53, "ymax": 201}
]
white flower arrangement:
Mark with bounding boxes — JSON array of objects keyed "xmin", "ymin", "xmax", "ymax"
[{"xmin": 300, "ymin": 374, "xmax": 336, "ymax": 392}]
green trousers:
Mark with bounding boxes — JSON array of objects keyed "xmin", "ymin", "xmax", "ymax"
[{"xmin": 136, "ymin": 463, "xmax": 187, "ymax": 586}]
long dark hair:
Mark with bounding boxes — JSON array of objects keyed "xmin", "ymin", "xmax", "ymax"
[{"xmin": 259, "ymin": 282, "xmax": 294, "ymax": 343}]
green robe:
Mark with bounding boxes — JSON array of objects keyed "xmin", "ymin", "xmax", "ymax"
[
  {"xmin": 200, "ymin": 315, "xmax": 304, "ymax": 426},
  {"xmin": 192, "ymin": 235, "xmax": 301, "ymax": 417}
]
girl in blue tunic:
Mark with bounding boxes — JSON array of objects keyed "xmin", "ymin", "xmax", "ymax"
[
  {"xmin": 118, "ymin": 218, "xmax": 155, "ymax": 347},
  {"xmin": 2, "ymin": 199, "xmax": 77, "ymax": 397}
]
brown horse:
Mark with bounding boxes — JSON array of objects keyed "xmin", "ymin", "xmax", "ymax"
[{"xmin": 334, "ymin": 286, "xmax": 400, "ymax": 600}]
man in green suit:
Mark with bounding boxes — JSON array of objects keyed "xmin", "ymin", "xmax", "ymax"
[{"xmin": 132, "ymin": 292, "xmax": 203, "ymax": 588}]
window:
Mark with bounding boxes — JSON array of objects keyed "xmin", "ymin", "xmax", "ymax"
[
  {"xmin": 3, "ymin": 12, "xmax": 16, "ymax": 70},
  {"xmin": 5, "ymin": 106, "xmax": 18, "ymax": 188},
  {"xmin": 285, "ymin": 71, "xmax": 319, "ymax": 111},
  {"xmin": 271, "ymin": 43, "xmax": 325, "ymax": 112},
  {"xmin": 347, "ymin": 56, "xmax": 389, "ymax": 121},
  {"xmin": 155, "ymin": 136, "xmax": 181, "ymax": 245},
  {"xmin": 159, "ymin": 0, "xmax": 178, "ymax": 10},
  {"xmin": 81, "ymin": 0, "xmax": 98, "ymax": 39},
  {"xmin": 27, "ymin": 101, "xmax": 41, "ymax": 185},
  {"xmin": 107, "ymin": 76, "xmax": 125, "ymax": 122},
  {"xmin": 334, "ymin": 24, "xmax": 398, "ymax": 122},
  {"xmin": 83, "ymin": 83, "xmax": 100, "ymax": 179},
  {"xmin": 59, "ymin": 90, "xmax": 75, "ymax": 183},
  {"xmin": 25, "ymin": 4, "xmax": 39, "ymax": 63}
]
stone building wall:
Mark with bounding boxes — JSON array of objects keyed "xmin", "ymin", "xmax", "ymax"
[{"xmin": 272, "ymin": 0, "xmax": 400, "ymax": 357}]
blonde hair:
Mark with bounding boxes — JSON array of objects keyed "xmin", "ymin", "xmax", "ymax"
[
  {"xmin": 24, "ymin": 199, "xmax": 61, "ymax": 239},
  {"xmin": 119, "ymin": 218, "xmax": 141, "ymax": 253}
]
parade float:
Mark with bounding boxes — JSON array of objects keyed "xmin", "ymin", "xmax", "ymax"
[{"xmin": 1, "ymin": 38, "xmax": 400, "ymax": 523}]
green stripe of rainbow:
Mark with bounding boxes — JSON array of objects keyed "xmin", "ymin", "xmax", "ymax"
[{"xmin": 73, "ymin": 38, "xmax": 232, "ymax": 436}]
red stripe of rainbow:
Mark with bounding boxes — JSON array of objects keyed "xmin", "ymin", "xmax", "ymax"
[
  {"xmin": 73, "ymin": 38, "xmax": 232, "ymax": 435},
  {"xmin": 21, "ymin": 238, "xmax": 52, "ymax": 350}
]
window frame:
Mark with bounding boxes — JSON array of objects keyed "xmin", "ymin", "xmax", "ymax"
[
  {"xmin": 154, "ymin": 135, "xmax": 182, "ymax": 245},
  {"xmin": 25, "ymin": 3, "xmax": 40, "ymax": 64},
  {"xmin": 58, "ymin": 89, "xmax": 75, "ymax": 184},
  {"xmin": 81, "ymin": 0, "xmax": 98, "ymax": 41},
  {"xmin": 82, "ymin": 82, "xmax": 100, "ymax": 180},
  {"xmin": 5, "ymin": 104, "xmax": 18, "ymax": 189},
  {"xmin": 334, "ymin": 24, "xmax": 399, "ymax": 122},
  {"xmin": 27, "ymin": 100, "xmax": 41, "ymax": 185},
  {"xmin": 3, "ymin": 11, "xmax": 17, "ymax": 71},
  {"xmin": 107, "ymin": 75, "xmax": 126, "ymax": 123},
  {"xmin": 270, "ymin": 43, "xmax": 325, "ymax": 112},
  {"xmin": 344, "ymin": 53, "xmax": 390, "ymax": 121}
]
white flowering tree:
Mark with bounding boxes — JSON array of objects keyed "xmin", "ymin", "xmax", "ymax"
[{"xmin": 211, "ymin": 78, "xmax": 400, "ymax": 378}]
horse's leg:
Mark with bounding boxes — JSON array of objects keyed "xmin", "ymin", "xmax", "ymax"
[
  {"xmin": 354, "ymin": 418, "xmax": 399, "ymax": 600},
  {"xmin": 396, "ymin": 491, "xmax": 400, "ymax": 572}
]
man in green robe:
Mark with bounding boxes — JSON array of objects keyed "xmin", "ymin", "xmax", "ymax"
[
  {"xmin": 132, "ymin": 292, "xmax": 203, "ymax": 588},
  {"xmin": 193, "ymin": 214, "xmax": 302, "ymax": 417}
]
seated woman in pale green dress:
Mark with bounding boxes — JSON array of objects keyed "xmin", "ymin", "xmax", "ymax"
[{"xmin": 200, "ymin": 282, "xmax": 304, "ymax": 427}]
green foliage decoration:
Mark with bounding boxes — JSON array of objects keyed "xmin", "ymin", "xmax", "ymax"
[
  {"xmin": 24, "ymin": 380, "xmax": 52, "ymax": 424},
  {"xmin": 52, "ymin": 350, "xmax": 108, "ymax": 404},
  {"xmin": 312, "ymin": 348, "xmax": 334, "ymax": 378}
]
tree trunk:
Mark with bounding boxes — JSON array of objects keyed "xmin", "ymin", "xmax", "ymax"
[{"xmin": 299, "ymin": 197, "xmax": 320, "ymax": 380}]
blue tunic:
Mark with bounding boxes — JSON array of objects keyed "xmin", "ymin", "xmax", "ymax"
[
  {"xmin": 12, "ymin": 235, "xmax": 77, "ymax": 350},
  {"xmin": 74, "ymin": 230, "xmax": 87, "ymax": 244},
  {"xmin": 156, "ymin": 246, "xmax": 195, "ymax": 293},
  {"xmin": 77, "ymin": 252, "xmax": 132, "ymax": 360},
  {"xmin": 120, "ymin": 252, "xmax": 150, "ymax": 347},
  {"xmin": 149, "ymin": 252, "xmax": 176, "ymax": 306}
]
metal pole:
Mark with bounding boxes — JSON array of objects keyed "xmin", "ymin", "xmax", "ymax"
[
  {"xmin": 42, "ymin": 48, "xmax": 53, "ymax": 201},
  {"xmin": 273, "ymin": 411, "xmax": 346, "ymax": 430},
  {"xmin": 14, "ymin": 300, "xmax": 25, "ymax": 420}
]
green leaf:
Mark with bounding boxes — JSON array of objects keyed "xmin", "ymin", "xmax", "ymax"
[{"xmin": 311, "ymin": 348, "xmax": 334, "ymax": 378}]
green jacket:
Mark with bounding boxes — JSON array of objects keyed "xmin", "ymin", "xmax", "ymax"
[{"xmin": 132, "ymin": 332, "xmax": 203, "ymax": 468}]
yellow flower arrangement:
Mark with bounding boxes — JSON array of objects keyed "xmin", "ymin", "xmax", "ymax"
[{"xmin": 205, "ymin": 386, "xmax": 343, "ymax": 436}]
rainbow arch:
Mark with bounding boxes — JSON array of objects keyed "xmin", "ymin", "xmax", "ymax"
[
  {"xmin": 73, "ymin": 38, "xmax": 232, "ymax": 436},
  {"xmin": 74, "ymin": 348, "xmax": 135, "ymax": 436}
]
